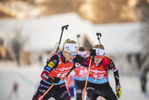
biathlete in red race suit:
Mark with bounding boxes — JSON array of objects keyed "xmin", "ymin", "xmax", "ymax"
[
  {"xmin": 86, "ymin": 44, "xmax": 122, "ymax": 100},
  {"xmin": 73, "ymin": 47, "xmax": 89, "ymax": 100},
  {"xmin": 32, "ymin": 39, "xmax": 88, "ymax": 100}
]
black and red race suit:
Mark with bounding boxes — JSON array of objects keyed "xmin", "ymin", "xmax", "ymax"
[
  {"xmin": 86, "ymin": 57, "xmax": 120, "ymax": 100},
  {"xmin": 73, "ymin": 52, "xmax": 89, "ymax": 100},
  {"xmin": 32, "ymin": 51, "xmax": 86, "ymax": 100}
]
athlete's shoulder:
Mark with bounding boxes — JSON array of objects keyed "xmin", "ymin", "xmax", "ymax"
[
  {"xmin": 103, "ymin": 56, "xmax": 114, "ymax": 65},
  {"xmin": 103, "ymin": 56, "xmax": 110, "ymax": 61},
  {"xmin": 50, "ymin": 54, "xmax": 58, "ymax": 60},
  {"xmin": 103, "ymin": 56, "xmax": 115, "ymax": 70},
  {"xmin": 104, "ymin": 56, "xmax": 110, "ymax": 59},
  {"xmin": 48, "ymin": 54, "xmax": 59, "ymax": 65}
]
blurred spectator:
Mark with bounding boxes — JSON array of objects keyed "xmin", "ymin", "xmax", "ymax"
[
  {"xmin": 8, "ymin": 81, "xmax": 19, "ymax": 99},
  {"xmin": 39, "ymin": 55, "xmax": 43, "ymax": 66},
  {"xmin": 140, "ymin": 68, "xmax": 148, "ymax": 95}
]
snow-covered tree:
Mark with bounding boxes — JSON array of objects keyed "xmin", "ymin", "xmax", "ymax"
[
  {"xmin": 135, "ymin": 0, "xmax": 149, "ymax": 71},
  {"xmin": 8, "ymin": 26, "xmax": 26, "ymax": 66}
]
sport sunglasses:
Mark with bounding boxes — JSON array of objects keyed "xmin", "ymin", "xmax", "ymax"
[{"xmin": 69, "ymin": 52, "xmax": 77, "ymax": 56}]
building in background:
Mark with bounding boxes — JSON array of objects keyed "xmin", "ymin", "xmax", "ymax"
[{"xmin": 0, "ymin": 12, "xmax": 142, "ymax": 75}]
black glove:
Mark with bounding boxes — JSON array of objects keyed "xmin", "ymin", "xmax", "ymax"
[
  {"xmin": 48, "ymin": 77, "xmax": 61, "ymax": 83},
  {"xmin": 90, "ymin": 49, "xmax": 96, "ymax": 58},
  {"xmin": 74, "ymin": 55, "xmax": 85, "ymax": 63}
]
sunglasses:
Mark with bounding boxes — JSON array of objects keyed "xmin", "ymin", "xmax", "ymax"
[
  {"xmin": 69, "ymin": 52, "xmax": 77, "ymax": 56},
  {"xmin": 95, "ymin": 55, "xmax": 103, "ymax": 59}
]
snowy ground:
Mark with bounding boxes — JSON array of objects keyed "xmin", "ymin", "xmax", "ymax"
[{"xmin": 0, "ymin": 61, "xmax": 149, "ymax": 100}]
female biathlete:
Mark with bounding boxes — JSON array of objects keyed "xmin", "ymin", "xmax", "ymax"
[
  {"xmin": 74, "ymin": 47, "xmax": 89, "ymax": 100},
  {"xmin": 32, "ymin": 39, "xmax": 87, "ymax": 100},
  {"xmin": 86, "ymin": 44, "xmax": 122, "ymax": 100}
]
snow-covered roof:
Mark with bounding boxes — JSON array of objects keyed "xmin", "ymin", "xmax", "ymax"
[
  {"xmin": 0, "ymin": 12, "xmax": 142, "ymax": 54},
  {"xmin": 92, "ymin": 23, "xmax": 142, "ymax": 54}
]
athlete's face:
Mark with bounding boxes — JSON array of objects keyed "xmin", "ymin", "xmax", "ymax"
[
  {"xmin": 94, "ymin": 55, "xmax": 104, "ymax": 64},
  {"xmin": 64, "ymin": 51, "xmax": 78, "ymax": 61}
]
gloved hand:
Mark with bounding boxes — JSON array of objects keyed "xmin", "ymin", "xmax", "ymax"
[
  {"xmin": 90, "ymin": 49, "xmax": 96, "ymax": 58},
  {"xmin": 116, "ymin": 84, "xmax": 122, "ymax": 98},
  {"xmin": 48, "ymin": 77, "xmax": 61, "ymax": 83}
]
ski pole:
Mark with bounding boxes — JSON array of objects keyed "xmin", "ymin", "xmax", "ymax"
[
  {"xmin": 38, "ymin": 83, "xmax": 55, "ymax": 100},
  {"xmin": 67, "ymin": 74, "xmax": 70, "ymax": 93},
  {"xmin": 82, "ymin": 57, "xmax": 92, "ymax": 100}
]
